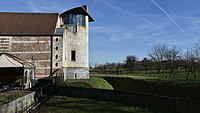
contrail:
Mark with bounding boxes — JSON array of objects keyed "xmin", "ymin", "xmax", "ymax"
[{"xmin": 150, "ymin": 0, "xmax": 190, "ymax": 41}]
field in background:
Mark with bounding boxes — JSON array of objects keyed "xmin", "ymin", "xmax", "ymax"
[
  {"xmin": 90, "ymin": 69, "xmax": 200, "ymax": 80},
  {"xmin": 35, "ymin": 96, "xmax": 153, "ymax": 113}
]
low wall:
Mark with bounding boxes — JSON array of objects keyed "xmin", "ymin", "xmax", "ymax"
[
  {"xmin": 0, "ymin": 91, "xmax": 35, "ymax": 113},
  {"xmin": 56, "ymin": 86, "xmax": 200, "ymax": 113}
]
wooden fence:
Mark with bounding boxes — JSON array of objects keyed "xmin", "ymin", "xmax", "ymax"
[{"xmin": 56, "ymin": 86, "xmax": 200, "ymax": 113}]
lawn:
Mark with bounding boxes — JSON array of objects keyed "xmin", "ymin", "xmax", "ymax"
[
  {"xmin": 63, "ymin": 77, "xmax": 113, "ymax": 90},
  {"xmin": 35, "ymin": 96, "xmax": 153, "ymax": 113}
]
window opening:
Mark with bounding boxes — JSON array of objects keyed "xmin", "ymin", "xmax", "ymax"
[{"xmin": 71, "ymin": 50, "xmax": 76, "ymax": 61}]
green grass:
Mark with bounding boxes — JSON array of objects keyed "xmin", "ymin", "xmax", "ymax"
[
  {"xmin": 63, "ymin": 77, "xmax": 113, "ymax": 90},
  {"xmin": 91, "ymin": 74, "xmax": 200, "ymax": 101},
  {"xmin": 91, "ymin": 69, "xmax": 200, "ymax": 80},
  {"xmin": 35, "ymin": 96, "xmax": 153, "ymax": 113},
  {"xmin": 125, "ymin": 69, "xmax": 200, "ymax": 80}
]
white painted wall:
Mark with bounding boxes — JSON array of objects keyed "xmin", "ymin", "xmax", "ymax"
[{"xmin": 60, "ymin": 15, "xmax": 89, "ymax": 79}]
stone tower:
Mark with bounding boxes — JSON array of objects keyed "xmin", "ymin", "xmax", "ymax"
[{"xmin": 58, "ymin": 5, "xmax": 94, "ymax": 79}]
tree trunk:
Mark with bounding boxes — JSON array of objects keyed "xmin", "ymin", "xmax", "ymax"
[
  {"xmin": 145, "ymin": 68, "xmax": 148, "ymax": 75},
  {"xmin": 193, "ymin": 68, "xmax": 196, "ymax": 79},
  {"xmin": 187, "ymin": 68, "xmax": 189, "ymax": 79},
  {"xmin": 172, "ymin": 68, "xmax": 175, "ymax": 79},
  {"xmin": 150, "ymin": 68, "xmax": 152, "ymax": 76}
]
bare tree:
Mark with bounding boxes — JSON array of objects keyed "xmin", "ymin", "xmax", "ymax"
[
  {"xmin": 164, "ymin": 46, "xmax": 182, "ymax": 78},
  {"xmin": 183, "ymin": 49, "xmax": 197, "ymax": 79},
  {"xmin": 148, "ymin": 43, "xmax": 167, "ymax": 74},
  {"xmin": 193, "ymin": 43, "xmax": 200, "ymax": 61},
  {"xmin": 193, "ymin": 43, "xmax": 200, "ymax": 78}
]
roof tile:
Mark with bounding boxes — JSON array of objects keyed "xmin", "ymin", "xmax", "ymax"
[{"xmin": 0, "ymin": 12, "xmax": 58, "ymax": 35}]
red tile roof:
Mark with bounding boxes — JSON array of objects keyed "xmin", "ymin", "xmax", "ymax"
[{"xmin": 0, "ymin": 12, "xmax": 58, "ymax": 36}]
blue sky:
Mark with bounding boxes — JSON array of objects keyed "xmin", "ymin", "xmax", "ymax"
[{"xmin": 1, "ymin": 0, "xmax": 200, "ymax": 65}]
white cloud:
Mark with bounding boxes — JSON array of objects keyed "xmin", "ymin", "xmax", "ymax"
[
  {"xmin": 110, "ymin": 31, "xmax": 136, "ymax": 41},
  {"xmin": 91, "ymin": 15, "xmax": 172, "ymax": 42},
  {"xmin": 25, "ymin": 0, "xmax": 79, "ymax": 13},
  {"xmin": 90, "ymin": 26, "xmax": 122, "ymax": 34}
]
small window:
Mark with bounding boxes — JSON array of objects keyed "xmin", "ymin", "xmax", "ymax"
[
  {"xmin": 71, "ymin": 50, "xmax": 76, "ymax": 61},
  {"xmin": 55, "ymin": 63, "xmax": 58, "ymax": 67},
  {"xmin": 56, "ymin": 46, "xmax": 58, "ymax": 50},
  {"xmin": 73, "ymin": 25, "xmax": 77, "ymax": 33},
  {"xmin": 55, "ymin": 55, "xmax": 58, "ymax": 59},
  {"xmin": 56, "ymin": 38, "xmax": 58, "ymax": 42}
]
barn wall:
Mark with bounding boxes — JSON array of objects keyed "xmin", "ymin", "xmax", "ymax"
[{"xmin": 0, "ymin": 36, "xmax": 54, "ymax": 79}]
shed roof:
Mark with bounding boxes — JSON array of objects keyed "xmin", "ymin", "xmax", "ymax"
[
  {"xmin": 0, "ymin": 12, "xmax": 58, "ymax": 36},
  {"xmin": 0, "ymin": 53, "xmax": 34, "ymax": 68},
  {"xmin": 0, "ymin": 54, "xmax": 23, "ymax": 67}
]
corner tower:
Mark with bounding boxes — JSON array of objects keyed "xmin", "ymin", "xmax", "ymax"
[{"xmin": 59, "ymin": 5, "xmax": 94, "ymax": 79}]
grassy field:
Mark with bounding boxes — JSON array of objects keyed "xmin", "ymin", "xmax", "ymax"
[
  {"xmin": 35, "ymin": 96, "xmax": 153, "ymax": 113},
  {"xmin": 91, "ymin": 69, "xmax": 200, "ymax": 80},
  {"xmin": 124, "ymin": 69, "xmax": 200, "ymax": 80},
  {"xmin": 63, "ymin": 77, "xmax": 113, "ymax": 90}
]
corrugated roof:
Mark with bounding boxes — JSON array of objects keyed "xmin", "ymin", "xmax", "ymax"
[{"xmin": 0, "ymin": 12, "xmax": 58, "ymax": 35}]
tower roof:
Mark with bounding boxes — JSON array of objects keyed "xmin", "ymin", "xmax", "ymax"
[{"xmin": 60, "ymin": 6, "xmax": 94, "ymax": 22}]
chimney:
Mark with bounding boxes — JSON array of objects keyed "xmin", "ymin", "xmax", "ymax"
[{"xmin": 82, "ymin": 5, "xmax": 88, "ymax": 11}]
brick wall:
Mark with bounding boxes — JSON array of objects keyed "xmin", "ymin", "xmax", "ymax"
[{"xmin": 0, "ymin": 36, "xmax": 53, "ymax": 79}]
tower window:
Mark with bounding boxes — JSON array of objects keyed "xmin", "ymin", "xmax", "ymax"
[
  {"xmin": 73, "ymin": 25, "xmax": 77, "ymax": 32},
  {"xmin": 64, "ymin": 14, "xmax": 85, "ymax": 26},
  {"xmin": 71, "ymin": 50, "xmax": 76, "ymax": 61},
  {"xmin": 55, "ymin": 55, "xmax": 58, "ymax": 59},
  {"xmin": 56, "ymin": 38, "xmax": 58, "ymax": 42}
]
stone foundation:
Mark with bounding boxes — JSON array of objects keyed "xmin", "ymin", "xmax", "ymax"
[
  {"xmin": 63, "ymin": 68, "xmax": 89, "ymax": 80},
  {"xmin": 0, "ymin": 91, "xmax": 35, "ymax": 113}
]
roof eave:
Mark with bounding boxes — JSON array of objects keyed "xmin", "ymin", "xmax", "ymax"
[
  {"xmin": 60, "ymin": 7, "xmax": 94, "ymax": 22},
  {"xmin": 0, "ymin": 34, "xmax": 63, "ymax": 36}
]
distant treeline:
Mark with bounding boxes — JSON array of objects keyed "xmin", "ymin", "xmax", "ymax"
[{"xmin": 93, "ymin": 43, "xmax": 200, "ymax": 79}]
